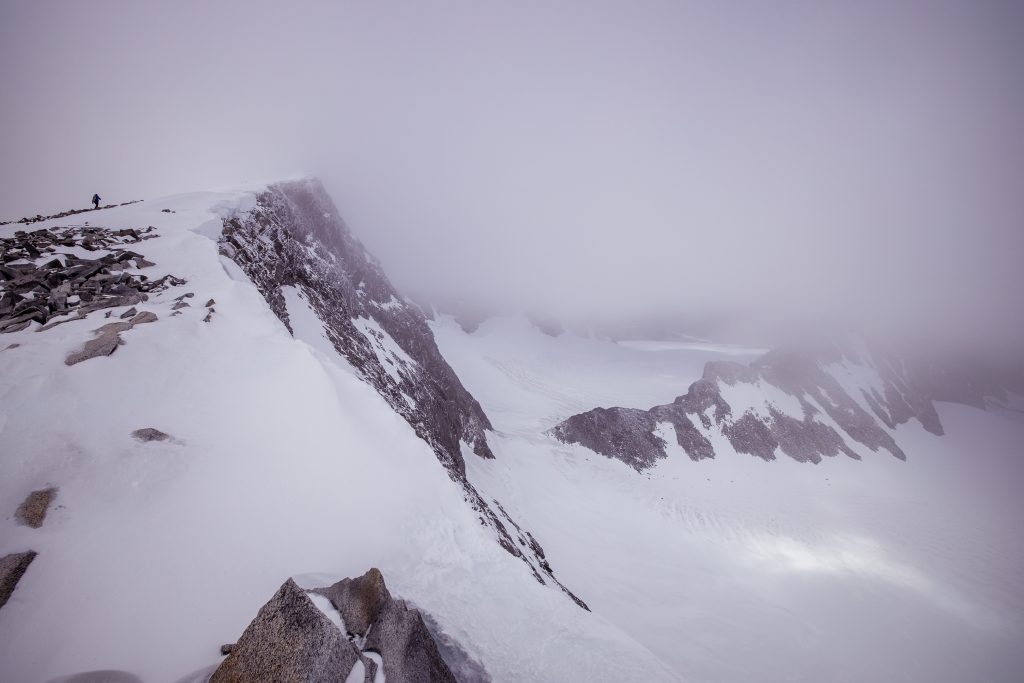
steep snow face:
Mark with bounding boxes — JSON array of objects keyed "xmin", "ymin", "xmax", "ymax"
[
  {"xmin": 219, "ymin": 179, "xmax": 492, "ymax": 474},
  {"xmin": 552, "ymin": 340, "xmax": 1024, "ymax": 469},
  {"xmin": 0, "ymin": 188, "xmax": 675, "ymax": 682},
  {"xmin": 433, "ymin": 316, "xmax": 1024, "ymax": 683},
  {"xmin": 217, "ymin": 179, "xmax": 585, "ymax": 605}
]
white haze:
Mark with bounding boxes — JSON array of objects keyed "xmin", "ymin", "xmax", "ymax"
[{"xmin": 1, "ymin": 0, "xmax": 1022, "ymax": 350}]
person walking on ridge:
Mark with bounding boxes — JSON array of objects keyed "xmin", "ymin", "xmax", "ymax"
[{"xmin": 92, "ymin": 193, "xmax": 101, "ymax": 210}]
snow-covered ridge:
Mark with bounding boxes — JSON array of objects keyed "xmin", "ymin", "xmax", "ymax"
[
  {"xmin": 217, "ymin": 178, "xmax": 587, "ymax": 606},
  {"xmin": 552, "ymin": 340, "xmax": 1024, "ymax": 469}
]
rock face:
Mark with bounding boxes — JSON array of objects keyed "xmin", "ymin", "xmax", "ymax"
[
  {"xmin": 0, "ymin": 550, "xmax": 37, "ymax": 610},
  {"xmin": 315, "ymin": 569, "xmax": 458, "ymax": 683},
  {"xmin": 220, "ymin": 180, "xmax": 491, "ymax": 475},
  {"xmin": 220, "ymin": 179, "xmax": 586, "ymax": 609},
  {"xmin": 317, "ymin": 567, "xmax": 390, "ymax": 637},
  {"xmin": 553, "ymin": 341, "xmax": 1024, "ymax": 470},
  {"xmin": 15, "ymin": 487, "xmax": 57, "ymax": 528},
  {"xmin": 211, "ymin": 579, "xmax": 361, "ymax": 683}
]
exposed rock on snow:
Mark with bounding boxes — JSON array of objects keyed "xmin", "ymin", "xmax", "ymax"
[
  {"xmin": 131, "ymin": 428, "xmax": 172, "ymax": 443},
  {"xmin": 15, "ymin": 486, "xmax": 57, "ymax": 528},
  {"xmin": 210, "ymin": 579, "xmax": 362, "ymax": 683},
  {"xmin": 316, "ymin": 567, "xmax": 390, "ymax": 637},
  {"xmin": 0, "ymin": 224, "xmax": 185, "ymax": 336},
  {"xmin": 314, "ymin": 569, "xmax": 458, "ymax": 683},
  {"xmin": 553, "ymin": 340, "xmax": 1024, "ymax": 469},
  {"xmin": 0, "ymin": 550, "xmax": 37, "ymax": 610},
  {"xmin": 220, "ymin": 179, "xmax": 587, "ymax": 607},
  {"xmin": 64, "ymin": 312, "xmax": 158, "ymax": 365}
]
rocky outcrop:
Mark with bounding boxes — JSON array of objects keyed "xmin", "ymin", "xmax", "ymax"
[
  {"xmin": 211, "ymin": 579, "xmax": 362, "ymax": 683},
  {"xmin": 1, "ymin": 224, "xmax": 184, "ymax": 335},
  {"xmin": 220, "ymin": 179, "xmax": 587, "ymax": 609},
  {"xmin": 15, "ymin": 487, "xmax": 57, "ymax": 528},
  {"xmin": 220, "ymin": 180, "xmax": 491, "ymax": 474},
  {"xmin": 553, "ymin": 341, "xmax": 1024, "ymax": 470},
  {"xmin": 315, "ymin": 569, "xmax": 458, "ymax": 683},
  {"xmin": 0, "ymin": 550, "xmax": 37, "ymax": 610},
  {"xmin": 215, "ymin": 571, "xmax": 464, "ymax": 683}
]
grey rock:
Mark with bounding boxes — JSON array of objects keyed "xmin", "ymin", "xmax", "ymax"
[
  {"xmin": 119, "ymin": 307, "xmax": 137, "ymax": 319},
  {"xmin": 210, "ymin": 579, "xmax": 360, "ymax": 683},
  {"xmin": 205, "ymin": 298, "xmax": 216, "ymax": 307},
  {"xmin": 220, "ymin": 644, "xmax": 235, "ymax": 656},
  {"xmin": 15, "ymin": 486, "xmax": 58, "ymax": 528},
  {"xmin": 131, "ymin": 428, "xmax": 171, "ymax": 442},
  {"xmin": 0, "ymin": 550, "xmax": 37, "ymax": 610},
  {"xmin": 317, "ymin": 568, "xmax": 390, "ymax": 636},
  {"xmin": 171, "ymin": 301, "xmax": 190, "ymax": 310},
  {"xmin": 316, "ymin": 570, "xmax": 457, "ymax": 683},
  {"xmin": 64, "ymin": 322, "xmax": 130, "ymax": 365},
  {"xmin": 364, "ymin": 597, "xmax": 456, "ymax": 683},
  {"xmin": 130, "ymin": 311, "xmax": 158, "ymax": 325},
  {"xmin": 552, "ymin": 340, "xmax": 1020, "ymax": 470}
]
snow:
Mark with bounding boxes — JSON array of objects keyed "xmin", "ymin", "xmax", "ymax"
[
  {"xmin": 308, "ymin": 592, "xmax": 346, "ymax": 633},
  {"xmin": 364, "ymin": 651, "xmax": 385, "ymax": 683},
  {"xmin": 433, "ymin": 315, "xmax": 1024, "ymax": 683},
  {"xmin": 0, "ymin": 190, "xmax": 680, "ymax": 682},
  {"xmin": 4, "ymin": 187, "xmax": 1020, "ymax": 682},
  {"xmin": 344, "ymin": 659, "xmax": 366, "ymax": 683},
  {"xmin": 353, "ymin": 316, "xmax": 416, "ymax": 383},
  {"xmin": 618, "ymin": 339, "xmax": 769, "ymax": 355}
]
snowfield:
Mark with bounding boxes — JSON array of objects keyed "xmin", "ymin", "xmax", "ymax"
[
  {"xmin": 2, "ymin": 187, "xmax": 1021, "ymax": 682},
  {"xmin": 433, "ymin": 315, "xmax": 1024, "ymax": 683},
  {"xmin": 0, "ymin": 191, "xmax": 678, "ymax": 682}
]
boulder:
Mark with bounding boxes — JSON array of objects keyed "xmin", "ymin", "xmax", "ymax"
[
  {"xmin": 131, "ymin": 428, "xmax": 171, "ymax": 443},
  {"xmin": 210, "ymin": 579, "xmax": 360, "ymax": 683},
  {"xmin": 317, "ymin": 568, "xmax": 390, "ymax": 637},
  {"xmin": 317, "ymin": 569, "xmax": 458, "ymax": 683},
  {"xmin": 15, "ymin": 486, "xmax": 58, "ymax": 528}
]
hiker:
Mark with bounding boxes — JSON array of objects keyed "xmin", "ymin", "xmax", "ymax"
[{"xmin": 92, "ymin": 193, "xmax": 101, "ymax": 209}]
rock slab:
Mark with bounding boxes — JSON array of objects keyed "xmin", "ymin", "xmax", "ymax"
[
  {"xmin": 0, "ymin": 550, "xmax": 37, "ymax": 610},
  {"xmin": 211, "ymin": 579, "xmax": 360, "ymax": 683}
]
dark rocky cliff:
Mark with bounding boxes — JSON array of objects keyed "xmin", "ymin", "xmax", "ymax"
[
  {"xmin": 553, "ymin": 340, "xmax": 1024, "ymax": 470},
  {"xmin": 220, "ymin": 179, "xmax": 586, "ymax": 608}
]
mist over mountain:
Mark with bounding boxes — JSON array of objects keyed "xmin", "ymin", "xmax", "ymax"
[
  {"xmin": 2, "ymin": 3, "xmax": 1023, "ymax": 682},
  {"xmin": 2, "ymin": 1, "xmax": 1023, "ymax": 353}
]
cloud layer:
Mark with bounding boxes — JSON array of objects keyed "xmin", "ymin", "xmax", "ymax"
[{"xmin": 2, "ymin": 1, "xmax": 1021, "ymax": 349}]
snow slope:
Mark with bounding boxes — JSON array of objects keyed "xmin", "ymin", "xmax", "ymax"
[
  {"xmin": 0, "ymin": 190, "xmax": 678, "ymax": 682},
  {"xmin": 433, "ymin": 315, "xmax": 1024, "ymax": 682}
]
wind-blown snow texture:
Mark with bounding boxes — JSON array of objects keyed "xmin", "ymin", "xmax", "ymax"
[
  {"xmin": 553, "ymin": 341, "xmax": 1024, "ymax": 469},
  {"xmin": 219, "ymin": 179, "xmax": 585, "ymax": 605}
]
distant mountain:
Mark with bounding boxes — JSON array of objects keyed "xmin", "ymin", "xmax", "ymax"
[{"xmin": 552, "ymin": 340, "xmax": 1024, "ymax": 470}]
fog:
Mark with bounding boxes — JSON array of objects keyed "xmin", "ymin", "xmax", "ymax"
[{"xmin": 2, "ymin": 1, "xmax": 1022, "ymax": 350}]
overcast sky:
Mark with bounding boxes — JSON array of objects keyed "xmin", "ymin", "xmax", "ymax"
[{"xmin": 2, "ymin": 1, "xmax": 1022, "ymax": 348}]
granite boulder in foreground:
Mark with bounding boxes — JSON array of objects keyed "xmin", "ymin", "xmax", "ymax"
[{"xmin": 214, "ymin": 569, "xmax": 462, "ymax": 683}]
